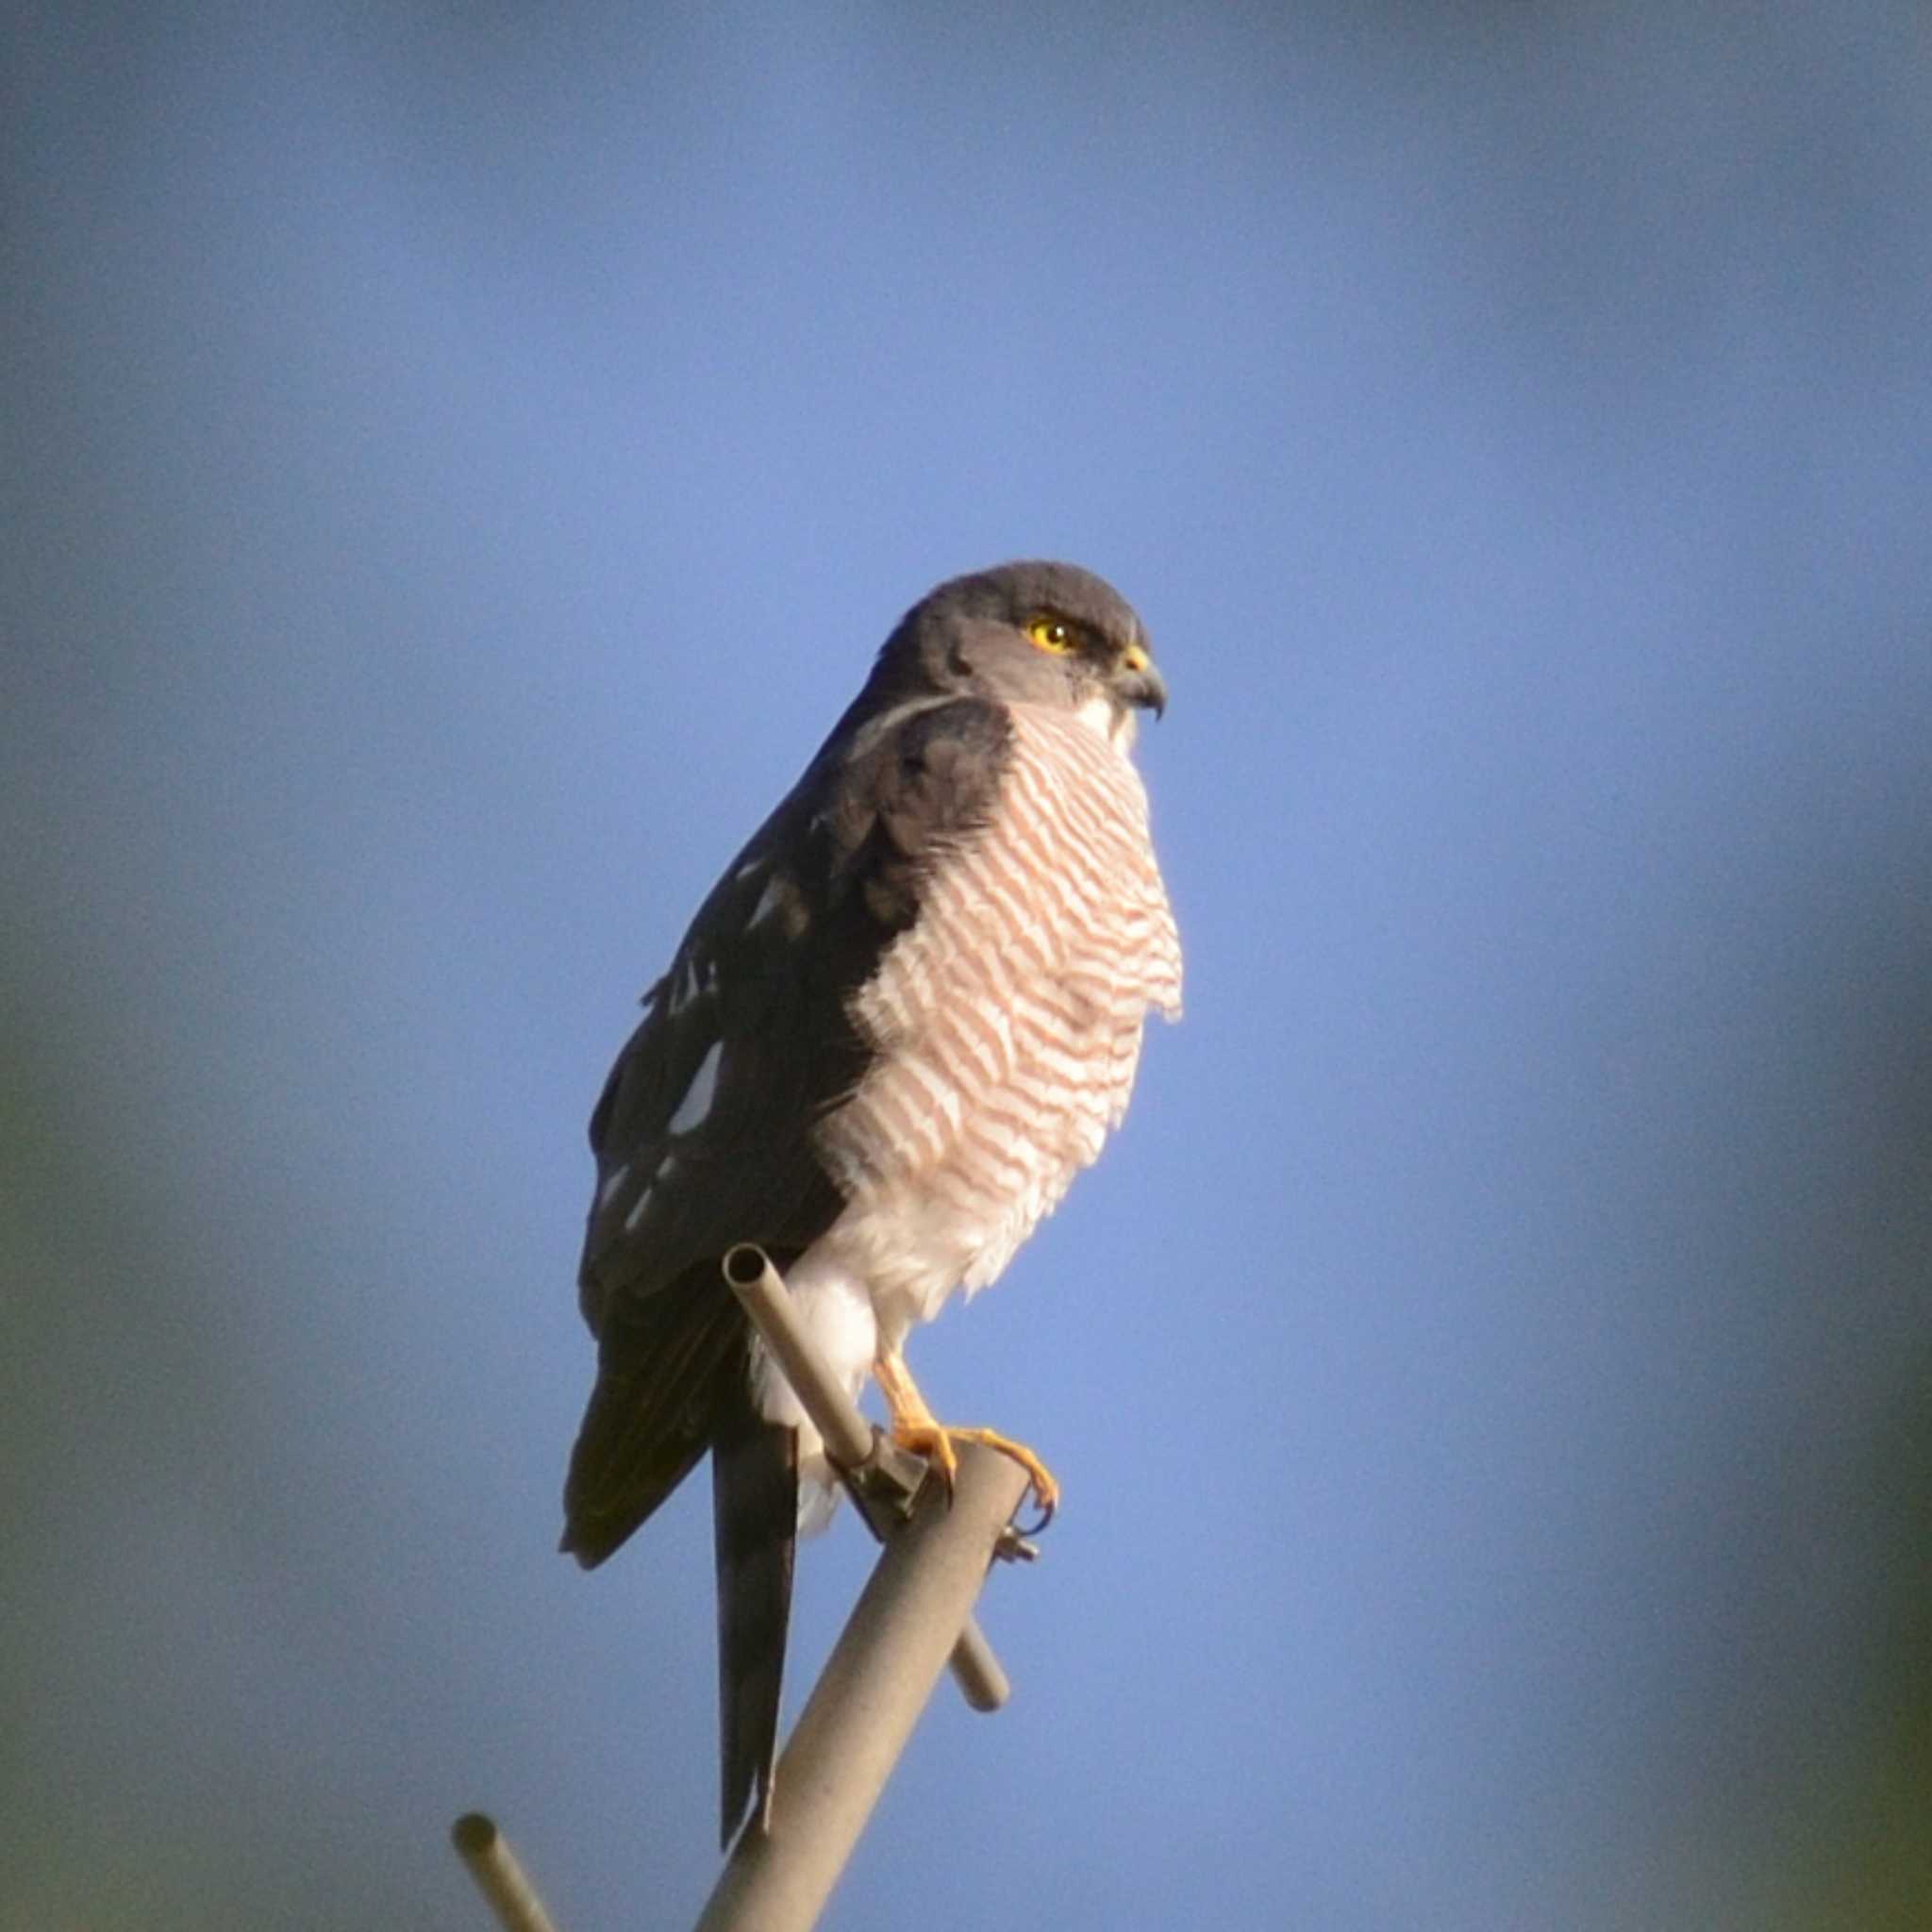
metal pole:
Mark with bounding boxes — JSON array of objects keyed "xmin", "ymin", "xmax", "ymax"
[
  {"xmin": 722, "ymin": 1244, "xmax": 1012, "ymax": 1712},
  {"xmin": 693, "ymin": 1441, "xmax": 1032, "ymax": 1932},
  {"xmin": 450, "ymin": 1248, "xmax": 1033, "ymax": 1932},
  {"xmin": 451, "ymin": 1813, "xmax": 562, "ymax": 1932}
]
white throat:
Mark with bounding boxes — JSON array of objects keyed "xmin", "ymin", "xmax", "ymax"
[{"xmin": 1074, "ymin": 691, "xmax": 1138, "ymax": 752}]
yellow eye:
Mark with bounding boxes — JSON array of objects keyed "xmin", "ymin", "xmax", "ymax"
[{"xmin": 1027, "ymin": 616, "xmax": 1076, "ymax": 655}]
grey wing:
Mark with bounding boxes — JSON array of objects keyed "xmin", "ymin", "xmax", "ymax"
[
  {"xmin": 563, "ymin": 787, "xmax": 861, "ymax": 1560},
  {"xmin": 576, "ymin": 859, "xmax": 851, "ymax": 1335}
]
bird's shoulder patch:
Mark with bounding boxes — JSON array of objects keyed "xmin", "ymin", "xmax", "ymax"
[{"xmin": 836, "ymin": 696, "xmax": 1013, "ymax": 929}]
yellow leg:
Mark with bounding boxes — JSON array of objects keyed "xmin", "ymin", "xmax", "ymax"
[{"xmin": 872, "ymin": 1350, "xmax": 1060, "ymax": 1522}]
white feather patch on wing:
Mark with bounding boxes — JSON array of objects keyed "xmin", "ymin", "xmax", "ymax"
[
  {"xmin": 668, "ymin": 958, "xmax": 702, "ymax": 1015},
  {"xmin": 667, "ymin": 1040, "xmax": 724, "ymax": 1134},
  {"xmin": 747, "ymin": 874, "xmax": 789, "ymax": 929}
]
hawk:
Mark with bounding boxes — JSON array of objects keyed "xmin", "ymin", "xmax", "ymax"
[{"xmin": 563, "ymin": 559, "xmax": 1181, "ymax": 1844}]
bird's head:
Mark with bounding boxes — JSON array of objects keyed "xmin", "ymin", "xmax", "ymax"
[{"xmin": 879, "ymin": 559, "xmax": 1167, "ymax": 748}]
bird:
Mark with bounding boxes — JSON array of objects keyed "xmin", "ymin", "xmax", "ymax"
[{"xmin": 562, "ymin": 558, "xmax": 1182, "ymax": 1846}]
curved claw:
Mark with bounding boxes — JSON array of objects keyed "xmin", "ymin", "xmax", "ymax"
[
  {"xmin": 1012, "ymin": 1485, "xmax": 1057, "ymax": 1539},
  {"xmin": 891, "ymin": 1422, "xmax": 960, "ymax": 1491}
]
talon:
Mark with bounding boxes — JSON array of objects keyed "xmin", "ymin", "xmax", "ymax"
[
  {"xmin": 890, "ymin": 1421, "xmax": 960, "ymax": 1490},
  {"xmin": 1014, "ymin": 1492, "xmax": 1055, "ymax": 1539}
]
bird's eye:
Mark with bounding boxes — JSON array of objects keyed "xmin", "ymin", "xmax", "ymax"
[{"xmin": 1026, "ymin": 616, "xmax": 1077, "ymax": 655}]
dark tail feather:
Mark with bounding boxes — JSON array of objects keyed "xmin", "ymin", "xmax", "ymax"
[{"xmin": 711, "ymin": 1382, "xmax": 796, "ymax": 1847}]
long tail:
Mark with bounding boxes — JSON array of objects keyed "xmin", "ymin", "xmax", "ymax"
[
  {"xmin": 560, "ymin": 1269, "xmax": 797, "ymax": 1843},
  {"xmin": 710, "ymin": 1379, "xmax": 797, "ymax": 1846}
]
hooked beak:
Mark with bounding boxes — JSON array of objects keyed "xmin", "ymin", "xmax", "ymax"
[{"xmin": 1118, "ymin": 641, "xmax": 1168, "ymax": 720}]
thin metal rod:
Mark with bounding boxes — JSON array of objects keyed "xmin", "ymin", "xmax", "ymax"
[
  {"xmin": 722, "ymin": 1244, "xmax": 1010, "ymax": 1712},
  {"xmin": 693, "ymin": 1441, "xmax": 1032, "ymax": 1932},
  {"xmin": 450, "ymin": 1813, "xmax": 562, "ymax": 1932},
  {"xmin": 723, "ymin": 1243, "xmax": 872, "ymax": 1466}
]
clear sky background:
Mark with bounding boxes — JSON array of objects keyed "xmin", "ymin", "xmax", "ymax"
[{"xmin": 6, "ymin": 5, "xmax": 1931, "ymax": 1928}]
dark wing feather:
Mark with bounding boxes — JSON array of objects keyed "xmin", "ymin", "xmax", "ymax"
[{"xmin": 562, "ymin": 688, "xmax": 1014, "ymax": 1842}]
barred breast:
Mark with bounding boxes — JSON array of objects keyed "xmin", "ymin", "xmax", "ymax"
[{"xmin": 816, "ymin": 703, "xmax": 1182, "ymax": 1340}]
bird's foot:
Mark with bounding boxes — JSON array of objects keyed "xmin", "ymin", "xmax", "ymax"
[
  {"xmin": 874, "ymin": 1349, "xmax": 1059, "ymax": 1532},
  {"xmin": 890, "ymin": 1420, "xmax": 1060, "ymax": 1533}
]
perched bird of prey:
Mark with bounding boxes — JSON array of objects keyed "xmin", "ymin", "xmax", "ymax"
[{"xmin": 563, "ymin": 559, "xmax": 1181, "ymax": 1844}]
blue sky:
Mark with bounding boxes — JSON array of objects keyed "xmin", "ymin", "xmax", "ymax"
[{"xmin": 7, "ymin": 6, "xmax": 1931, "ymax": 1928}]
